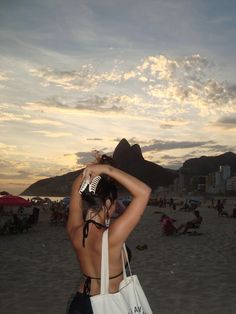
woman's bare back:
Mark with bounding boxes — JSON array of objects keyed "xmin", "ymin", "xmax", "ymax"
[{"xmin": 73, "ymin": 223, "xmax": 124, "ymax": 295}]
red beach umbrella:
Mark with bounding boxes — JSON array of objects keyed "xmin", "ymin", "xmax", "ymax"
[{"xmin": 0, "ymin": 195, "xmax": 32, "ymax": 207}]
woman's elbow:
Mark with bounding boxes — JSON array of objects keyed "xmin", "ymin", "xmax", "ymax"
[{"xmin": 142, "ymin": 185, "xmax": 152, "ymax": 201}]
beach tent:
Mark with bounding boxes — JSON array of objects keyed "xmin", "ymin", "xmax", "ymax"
[{"xmin": 0, "ymin": 195, "xmax": 32, "ymax": 207}]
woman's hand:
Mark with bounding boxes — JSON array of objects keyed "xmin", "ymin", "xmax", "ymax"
[{"xmin": 82, "ymin": 164, "xmax": 108, "ymax": 182}]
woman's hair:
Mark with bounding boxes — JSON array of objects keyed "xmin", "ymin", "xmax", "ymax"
[{"xmin": 81, "ymin": 154, "xmax": 117, "ymax": 215}]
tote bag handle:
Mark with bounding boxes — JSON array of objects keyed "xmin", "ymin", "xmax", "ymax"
[{"xmin": 100, "ymin": 229, "xmax": 132, "ymax": 294}]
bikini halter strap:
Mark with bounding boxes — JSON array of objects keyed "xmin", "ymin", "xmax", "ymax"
[{"xmin": 82, "ymin": 219, "xmax": 107, "ymax": 247}]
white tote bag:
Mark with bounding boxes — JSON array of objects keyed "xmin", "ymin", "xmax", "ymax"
[{"xmin": 90, "ymin": 230, "xmax": 153, "ymax": 314}]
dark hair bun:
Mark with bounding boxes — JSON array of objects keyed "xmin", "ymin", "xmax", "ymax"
[
  {"xmin": 100, "ymin": 154, "xmax": 116, "ymax": 167},
  {"xmin": 81, "ymin": 154, "xmax": 117, "ymax": 213}
]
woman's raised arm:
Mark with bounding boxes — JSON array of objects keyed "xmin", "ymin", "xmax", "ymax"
[
  {"xmin": 83, "ymin": 164, "xmax": 152, "ymax": 244},
  {"xmin": 66, "ymin": 173, "xmax": 84, "ymax": 241}
]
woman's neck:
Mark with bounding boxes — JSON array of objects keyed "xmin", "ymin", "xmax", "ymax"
[{"xmin": 87, "ymin": 209, "xmax": 105, "ymax": 224}]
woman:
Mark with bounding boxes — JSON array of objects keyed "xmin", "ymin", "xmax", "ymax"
[{"xmin": 67, "ymin": 155, "xmax": 151, "ymax": 313}]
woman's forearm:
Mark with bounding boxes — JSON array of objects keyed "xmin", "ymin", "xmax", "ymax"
[{"xmin": 102, "ymin": 165, "xmax": 151, "ymax": 199}]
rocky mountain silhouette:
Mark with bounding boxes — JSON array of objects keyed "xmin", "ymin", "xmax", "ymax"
[
  {"xmin": 181, "ymin": 152, "xmax": 236, "ymax": 176},
  {"xmin": 21, "ymin": 138, "xmax": 177, "ymax": 196},
  {"xmin": 21, "ymin": 139, "xmax": 236, "ymax": 197},
  {"xmin": 113, "ymin": 139, "xmax": 177, "ymax": 188}
]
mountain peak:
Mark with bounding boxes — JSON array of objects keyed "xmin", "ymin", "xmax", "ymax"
[{"xmin": 22, "ymin": 138, "xmax": 177, "ymax": 196}]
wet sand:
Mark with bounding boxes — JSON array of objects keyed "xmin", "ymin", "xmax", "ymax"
[{"xmin": 0, "ymin": 202, "xmax": 236, "ymax": 314}]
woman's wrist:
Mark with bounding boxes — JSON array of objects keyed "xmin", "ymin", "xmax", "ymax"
[{"xmin": 102, "ymin": 164, "xmax": 113, "ymax": 176}]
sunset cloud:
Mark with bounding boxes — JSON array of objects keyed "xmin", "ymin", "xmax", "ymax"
[
  {"xmin": 28, "ymin": 54, "xmax": 236, "ymax": 119},
  {"xmin": 0, "ymin": 72, "xmax": 10, "ymax": 89},
  {"xmin": 143, "ymin": 55, "xmax": 236, "ymax": 115},
  {"xmin": 25, "ymin": 96, "xmax": 125, "ymax": 114},
  {"xmin": 0, "ymin": 142, "xmax": 17, "ymax": 153},
  {"xmin": 29, "ymin": 65, "xmax": 98, "ymax": 91},
  {"xmin": 29, "ymin": 118, "xmax": 63, "ymax": 126},
  {"xmin": 1, "ymin": 0, "xmax": 235, "ymax": 194},
  {"xmin": 31, "ymin": 130, "xmax": 72, "ymax": 138},
  {"xmin": 159, "ymin": 118, "xmax": 189, "ymax": 129},
  {"xmin": 0, "ymin": 112, "xmax": 30, "ymax": 122},
  {"xmin": 214, "ymin": 115, "xmax": 236, "ymax": 129},
  {"xmin": 142, "ymin": 140, "xmax": 214, "ymax": 152},
  {"xmin": 0, "ymin": 71, "xmax": 9, "ymax": 81},
  {"xmin": 29, "ymin": 65, "xmax": 123, "ymax": 91}
]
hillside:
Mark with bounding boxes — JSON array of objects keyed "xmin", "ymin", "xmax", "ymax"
[
  {"xmin": 22, "ymin": 139, "xmax": 236, "ymax": 197},
  {"xmin": 181, "ymin": 152, "xmax": 236, "ymax": 176},
  {"xmin": 21, "ymin": 138, "xmax": 177, "ymax": 196}
]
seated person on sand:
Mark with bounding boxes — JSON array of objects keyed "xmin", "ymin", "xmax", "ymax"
[
  {"xmin": 160, "ymin": 214, "xmax": 177, "ymax": 236},
  {"xmin": 217, "ymin": 205, "xmax": 229, "ymax": 217},
  {"xmin": 176, "ymin": 210, "xmax": 202, "ymax": 234},
  {"xmin": 216, "ymin": 200, "xmax": 228, "ymax": 216},
  {"xmin": 230, "ymin": 206, "xmax": 236, "ymax": 218}
]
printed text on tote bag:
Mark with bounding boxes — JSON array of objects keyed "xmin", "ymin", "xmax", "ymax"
[{"xmin": 128, "ymin": 306, "xmax": 147, "ymax": 314}]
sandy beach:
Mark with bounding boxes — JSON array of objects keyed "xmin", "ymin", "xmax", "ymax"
[{"xmin": 0, "ymin": 201, "xmax": 236, "ymax": 314}]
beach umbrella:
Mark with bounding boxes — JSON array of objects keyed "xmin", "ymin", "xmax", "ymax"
[
  {"xmin": 42, "ymin": 197, "xmax": 52, "ymax": 203},
  {"xmin": 31, "ymin": 197, "xmax": 43, "ymax": 204},
  {"xmin": 0, "ymin": 195, "xmax": 32, "ymax": 207}
]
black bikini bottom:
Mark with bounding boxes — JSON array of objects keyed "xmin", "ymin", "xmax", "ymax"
[{"xmin": 68, "ymin": 292, "xmax": 93, "ymax": 314}]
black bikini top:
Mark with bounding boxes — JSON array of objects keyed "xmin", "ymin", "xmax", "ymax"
[{"xmin": 82, "ymin": 219, "xmax": 107, "ymax": 248}]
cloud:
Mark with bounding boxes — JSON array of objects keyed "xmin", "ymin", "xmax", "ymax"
[
  {"xmin": 0, "ymin": 112, "xmax": 30, "ymax": 122},
  {"xmin": 31, "ymin": 130, "xmax": 72, "ymax": 138},
  {"xmin": 75, "ymin": 147, "xmax": 114, "ymax": 165},
  {"xmin": 141, "ymin": 140, "xmax": 214, "ymax": 152},
  {"xmin": 29, "ymin": 118, "xmax": 63, "ymax": 126},
  {"xmin": 161, "ymin": 156, "xmax": 196, "ymax": 170},
  {"xmin": 29, "ymin": 66, "xmax": 97, "ymax": 91},
  {"xmin": 214, "ymin": 115, "xmax": 236, "ymax": 129},
  {"xmin": 159, "ymin": 118, "xmax": 189, "ymax": 129},
  {"xmin": 0, "ymin": 72, "xmax": 9, "ymax": 81},
  {"xmin": 0, "ymin": 142, "xmax": 17, "ymax": 152},
  {"xmin": 29, "ymin": 65, "xmax": 123, "ymax": 91},
  {"xmin": 0, "ymin": 71, "xmax": 11, "ymax": 89},
  {"xmin": 25, "ymin": 95, "xmax": 125, "ymax": 114},
  {"xmin": 135, "ymin": 54, "xmax": 236, "ymax": 115},
  {"xmin": 204, "ymin": 144, "xmax": 236, "ymax": 153},
  {"xmin": 27, "ymin": 53, "xmax": 236, "ymax": 120},
  {"xmin": 0, "ymin": 170, "xmax": 33, "ymax": 180},
  {"xmin": 75, "ymin": 151, "xmax": 96, "ymax": 165},
  {"xmin": 74, "ymin": 95, "xmax": 124, "ymax": 112}
]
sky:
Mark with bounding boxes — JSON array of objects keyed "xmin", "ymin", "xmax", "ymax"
[{"xmin": 0, "ymin": 0, "xmax": 236, "ymax": 195}]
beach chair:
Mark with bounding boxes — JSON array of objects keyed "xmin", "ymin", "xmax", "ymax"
[{"xmin": 186, "ymin": 221, "xmax": 202, "ymax": 235}]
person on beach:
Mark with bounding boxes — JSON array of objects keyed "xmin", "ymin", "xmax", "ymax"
[
  {"xmin": 66, "ymin": 154, "xmax": 151, "ymax": 314},
  {"xmin": 176, "ymin": 210, "xmax": 202, "ymax": 234},
  {"xmin": 229, "ymin": 205, "xmax": 236, "ymax": 218},
  {"xmin": 160, "ymin": 214, "xmax": 176, "ymax": 236}
]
